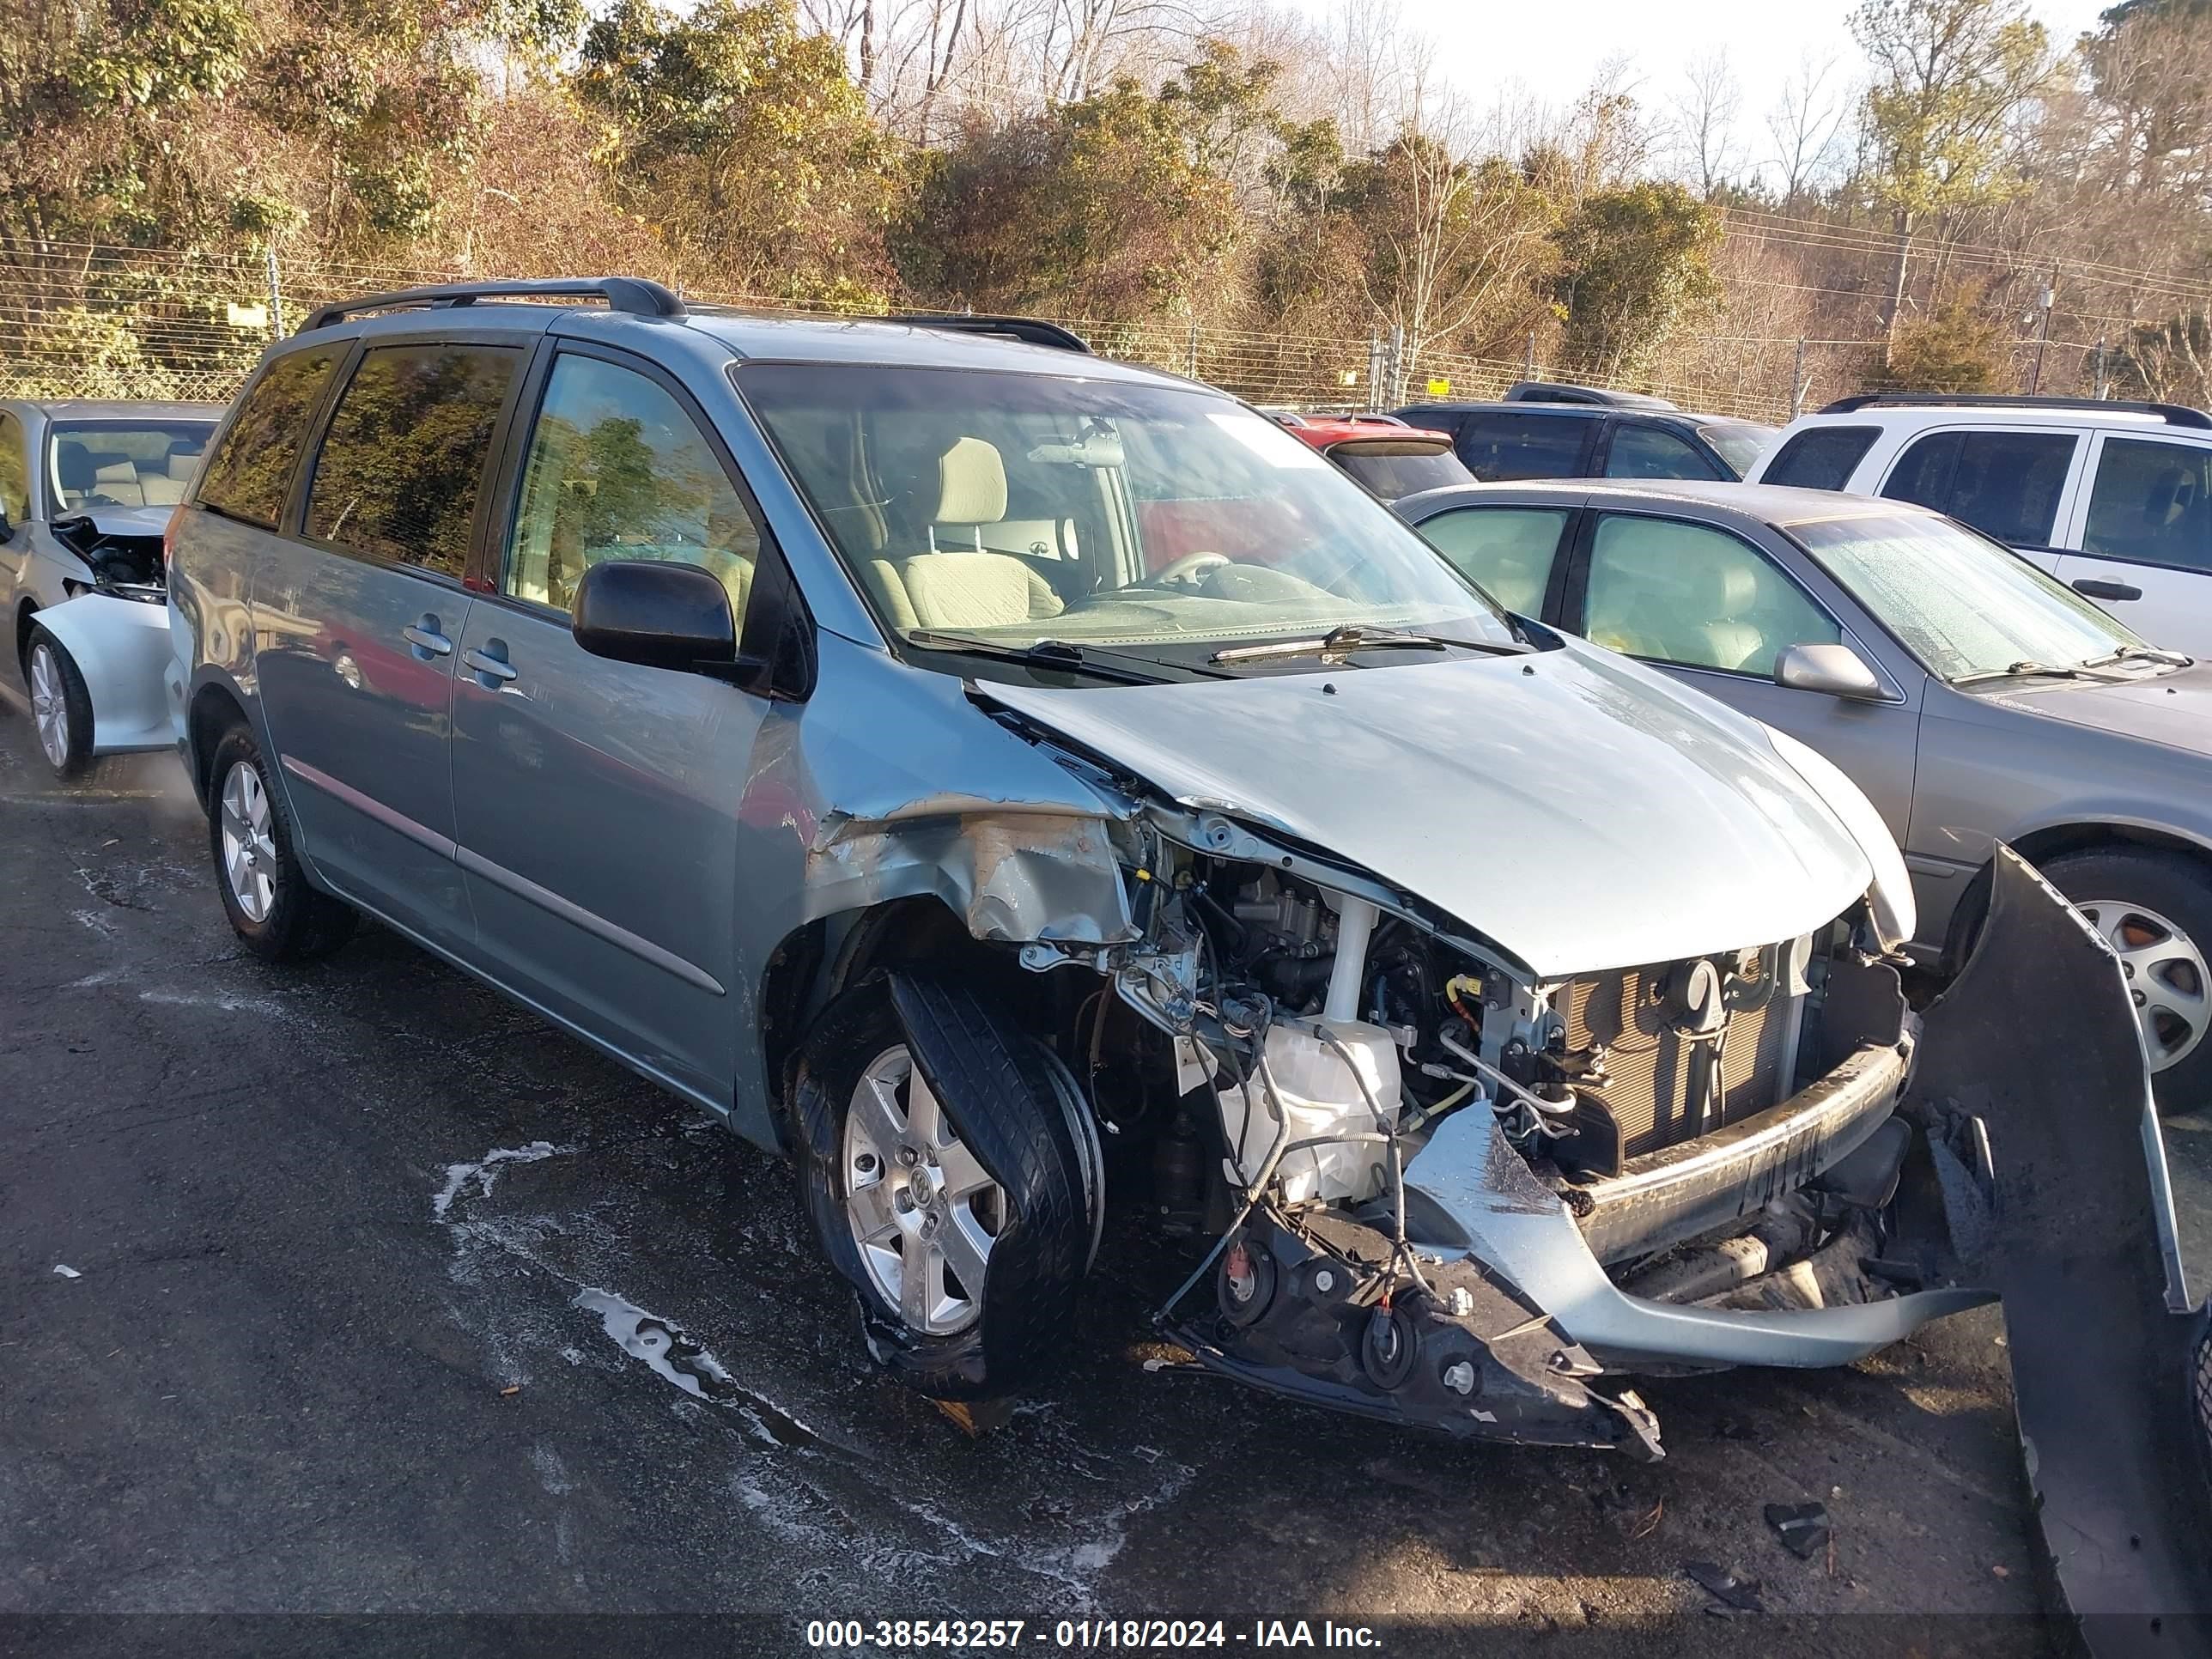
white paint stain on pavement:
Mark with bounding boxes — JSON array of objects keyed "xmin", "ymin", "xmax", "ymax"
[{"xmin": 431, "ymin": 1140, "xmax": 569, "ymax": 1219}]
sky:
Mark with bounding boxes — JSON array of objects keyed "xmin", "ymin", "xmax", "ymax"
[{"xmin": 1280, "ymin": 0, "xmax": 2117, "ymax": 122}]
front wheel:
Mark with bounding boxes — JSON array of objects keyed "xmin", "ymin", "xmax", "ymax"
[
  {"xmin": 26, "ymin": 627, "xmax": 98, "ymax": 781},
  {"xmin": 2040, "ymin": 847, "xmax": 2212, "ymax": 1115},
  {"xmin": 790, "ymin": 972, "xmax": 1099, "ymax": 1400},
  {"xmin": 205, "ymin": 724, "xmax": 359, "ymax": 963}
]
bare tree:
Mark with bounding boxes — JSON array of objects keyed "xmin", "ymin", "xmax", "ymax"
[
  {"xmin": 1765, "ymin": 50, "xmax": 1853, "ymax": 209},
  {"xmin": 1671, "ymin": 51, "xmax": 1746, "ymax": 198}
]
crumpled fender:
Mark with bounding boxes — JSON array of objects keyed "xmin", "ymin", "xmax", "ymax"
[
  {"xmin": 27, "ymin": 593, "xmax": 173, "ymax": 755},
  {"xmin": 1912, "ymin": 846, "xmax": 2212, "ymax": 1647}
]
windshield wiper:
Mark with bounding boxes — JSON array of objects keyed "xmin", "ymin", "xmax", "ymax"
[
  {"xmin": 2077, "ymin": 645, "xmax": 2195, "ymax": 670},
  {"xmin": 1207, "ymin": 623, "xmax": 1527, "ymax": 666},
  {"xmin": 908, "ymin": 631, "xmax": 1217, "ymax": 685},
  {"xmin": 1954, "ymin": 659, "xmax": 2118, "ymax": 685}
]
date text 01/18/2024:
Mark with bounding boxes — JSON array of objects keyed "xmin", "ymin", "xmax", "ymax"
[{"xmin": 804, "ymin": 1620, "xmax": 1383, "ymax": 1650}]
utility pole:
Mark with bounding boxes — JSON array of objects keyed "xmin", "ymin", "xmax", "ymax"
[
  {"xmin": 1791, "ymin": 337, "xmax": 1806, "ymax": 417},
  {"xmin": 264, "ymin": 246, "xmax": 285, "ymax": 338},
  {"xmin": 2027, "ymin": 271, "xmax": 2057, "ymax": 395},
  {"xmin": 2094, "ymin": 338, "xmax": 2109, "ymax": 400},
  {"xmin": 1523, "ymin": 332, "xmax": 1535, "ymax": 382}
]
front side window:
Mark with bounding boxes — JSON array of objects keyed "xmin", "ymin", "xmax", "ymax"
[
  {"xmin": 198, "ymin": 349, "xmax": 341, "ymax": 528},
  {"xmin": 1791, "ymin": 511, "xmax": 2136, "ymax": 681},
  {"xmin": 1604, "ymin": 423, "xmax": 1717, "ymax": 480},
  {"xmin": 1415, "ymin": 506, "xmax": 1571, "ymax": 615},
  {"xmin": 508, "ymin": 354, "xmax": 761, "ymax": 623},
  {"xmin": 738, "ymin": 365, "xmax": 1516, "ymax": 662},
  {"xmin": 0, "ymin": 411, "xmax": 27, "ymax": 524},
  {"xmin": 1453, "ymin": 411, "xmax": 1591, "ymax": 481},
  {"xmin": 1883, "ymin": 428, "xmax": 2076, "ymax": 547},
  {"xmin": 1583, "ymin": 514, "xmax": 1840, "ymax": 675},
  {"xmin": 2081, "ymin": 437, "xmax": 2212, "ymax": 573},
  {"xmin": 304, "ymin": 343, "xmax": 520, "ymax": 576},
  {"xmin": 49, "ymin": 419, "xmax": 217, "ymax": 513},
  {"xmin": 1761, "ymin": 425, "xmax": 1879, "ymax": 491}
]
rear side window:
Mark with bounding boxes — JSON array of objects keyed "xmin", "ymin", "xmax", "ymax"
[
  {"xmin": 304, "ymin": 343, "xmax": 520, "ymax": 577},
  {"xmin": 1453, "ymin": 412, "xmax": 1592, "ymax": 481},
  {"xmin": 2082, "ymin": 438, "xmax": 2212, "ymax": 573},
  {"xmin": 196, "ymin": 348, "xmax": 341, "ymax": 528},
  {"xmin": 1414, "ymin": 506, "xmax": 1571, "ymax": 614},
  {"xmin": 1882, "ymin": 429, "xmax": 2075, "ymax": 547},
  {"xmin": 1603, "ymin": 423, "xmax": 1718, "ymax": 480},
  {"xmin": 1762, "ymin": 426, "xmax": 1879, "ymax": 490}
]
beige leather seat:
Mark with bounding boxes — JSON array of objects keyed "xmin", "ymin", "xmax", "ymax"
[
  {"xmin": 142, "ymin": 447, "xmax": 200, "ymax": 507},
  {"xmin": 864, "ymin": 437, "xmax": 1065, "ymax": 632},
  {"xmin": 91, "ymin": 459, "xmax": 145, "ymax": 507}
]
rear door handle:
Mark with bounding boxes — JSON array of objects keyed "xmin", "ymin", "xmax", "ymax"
[
  {"xmin": 461, "ymin": 642, "xmax": 518, "ymax": 686},
  {"xmin": 2072, "ymin": 578, "xmax": 2143, "ymax": 602},
  {"xmin": 403, "ymin": 617, "xmax": 454, "ymax": 658}
]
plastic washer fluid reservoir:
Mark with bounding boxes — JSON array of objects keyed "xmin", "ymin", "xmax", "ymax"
[{"xmin": 1218, "ymin": 1022, "xmax": 1403, "ymax": 1206}]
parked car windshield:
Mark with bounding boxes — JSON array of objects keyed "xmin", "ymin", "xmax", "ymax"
[
  {"xmin": 1790, "ymin": 511, "xmax": 2141, "ymax": 680},
  {"xmin": 1698, "ymin": 421, "xmax": 1778, "ymax": 477},
  {"xmin": 47, "ymin": 419, "xmax": 215, "ymax": 512},
  {"xmin": 738, "ymin": 364, "xmax": 1516, "ymax": 657}
]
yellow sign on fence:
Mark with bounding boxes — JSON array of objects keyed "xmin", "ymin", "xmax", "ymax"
[{"xmin": 1426, "ymin": 377, "xmax": 1450, "ymax": 396}]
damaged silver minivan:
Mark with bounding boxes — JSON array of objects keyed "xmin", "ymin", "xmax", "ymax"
[{"xmin": 165, "ymin": 286, "xmax": 2205, "ymax": 1611}]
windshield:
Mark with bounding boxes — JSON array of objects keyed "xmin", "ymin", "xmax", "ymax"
[
  {"xmin": 738, "ymin": 365, "xmax": 1516, "ymax": 659},
  {"xmin": 1698, "ymin": 421, "xmax": 1778, "ymax": 478},
  {"xmin": 1790, "ymin": 512, "xmax": 2141, "ymax": 681},
  {"xmin": 1329, "ymin": 442, "xmax": 1476, "ymax": 501},
  {"xmin": 47, "ymin": 419, "xmax": 216, "ymax": 514}
]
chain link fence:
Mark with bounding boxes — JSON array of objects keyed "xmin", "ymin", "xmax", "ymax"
[{"xmin": 0, "ymin": 243, "xmax": 2131, "ymax": 425}]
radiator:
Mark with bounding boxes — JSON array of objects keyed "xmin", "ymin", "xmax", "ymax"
[{"xmin": 1557, "ymin": 962, "xmax": 1798, "ymax": 1159}]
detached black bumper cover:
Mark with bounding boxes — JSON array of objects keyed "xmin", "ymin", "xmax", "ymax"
[{"xmin": 1915, "ymin": 848, "xmax": 2212, "ymax": 1646}]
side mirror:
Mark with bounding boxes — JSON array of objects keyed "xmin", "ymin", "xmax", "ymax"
[
  {"xmin": 1774, "ymin": 641, "xmax": 1887, "ymax": 701},
  {"xmin": 572, "ymin": 559, "xmax": 738, "ymax": 675}
]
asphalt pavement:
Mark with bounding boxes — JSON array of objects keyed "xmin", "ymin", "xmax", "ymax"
[{"xmin": 5, "ymin": 689, "xmax": 2206, "ymax": 1656}]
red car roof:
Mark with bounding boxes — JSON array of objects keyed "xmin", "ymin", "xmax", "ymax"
[{"xmin": 1273, "ymin": 414, "xmax": 1454, "ymax": 448}]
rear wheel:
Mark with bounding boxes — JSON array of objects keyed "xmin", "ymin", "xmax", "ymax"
[
  {"xmin": 26, "ymin": 628, "xmax": 98, "ymax": 781},
  {"xmin": 790, "ymin": 972, "xmax": 1097, "ymax": 1399},
  {"xmin": 2039, "ymin": 847, "xmax": 2212, "ymax": 1115},
  {"xmin": 205, "ymin": 724, "xmax": 358, "ymax": 963}
]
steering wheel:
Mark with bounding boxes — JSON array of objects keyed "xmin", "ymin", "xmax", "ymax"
[{"xmin": 1146, "ymin": 550, "xmax": 1231, "ymax": 588}]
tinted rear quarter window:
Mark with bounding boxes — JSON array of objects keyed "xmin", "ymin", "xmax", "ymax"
[
  {"xmin": 1454, "ymin": 412, "xmax": 1592, "ymax": 481},
  {"xmin": 1882, "ymin": 428, "xmax": 2075, "ymax": 546},
  {"xmin": 1762, "ymin": 425, "xmax": 1879, "ymax": 490},
  {"xmin": 196, "ymin": 348, "xmax": 343, "ymax": 527},
  {"xmin": 304, "ymin": 343, "xmax": 520, "ymax": 577}
]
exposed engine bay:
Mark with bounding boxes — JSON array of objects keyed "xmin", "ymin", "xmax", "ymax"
[
  {"xmin": 53, "ymin": 514, "xmax": 167, "ymax": 605},
  {"xmin": 1012, "ymin": 805, "xmax": 1986, "ymax": 1461}
]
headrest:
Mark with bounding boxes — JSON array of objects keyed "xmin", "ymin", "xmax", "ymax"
[
  {"xmin": 1692, "ymin": 556, "xmax": 1759, "ymax": 615},
  {"xmin": 935, "ymin": 436, "xmax": 1006, "ymax": 526},
  {"xmin": 167, "ymin": 448, "xmax": 202, "ymax": 481},
  {"xmin": 55, "ymin": 443, "xmax": 94, "ymax": 489},
  {"xmin": 94, "ymin": 459, "xmax": 139, "ymax": 484}
]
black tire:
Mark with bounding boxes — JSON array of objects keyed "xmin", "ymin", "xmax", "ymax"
[
  {"xmin": 2039, "ymin": 846, "xmax": 2212, "ymax": 1115},
  {"xmin": 26, "ymin": 626, "xmax": 100, "ymax": 781},
  {"xmin": 204, "ymin": 723, "xmax": 358, "ymax": 963},
  {"xmin": 790, "ymin": 971, "xmax": 1097, "ymax": 1399}
]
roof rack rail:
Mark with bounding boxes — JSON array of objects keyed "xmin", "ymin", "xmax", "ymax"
[
  {"xmin": 301, "ymin": 277, "xmax": 686, "ymax": 332},
  {"xmin": 890, "ymin": 313, "xmax": 1092, "ymax": 354},
  {"xmin": 1818, "ymin": 391, "xmax": 2212, "ymax": 429}
]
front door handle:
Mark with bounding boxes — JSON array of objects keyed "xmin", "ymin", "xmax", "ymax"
[
  {"xmin": 461, "ymin": 641, "xmax": 518, "ymax": 687},
  {"xmin": 2072, "ymin": 578, "xmax": 2143, "ymax": 602},
  {"xmin": 403, "ymin": 616, "xmax": 454, "ymax": 658}
]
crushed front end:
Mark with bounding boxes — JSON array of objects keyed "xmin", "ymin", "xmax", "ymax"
[{"xmin": 1028, "ymin": 804, "xmax": 2069, "ymax": 1462}]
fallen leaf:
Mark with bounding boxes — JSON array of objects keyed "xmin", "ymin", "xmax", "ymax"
[
  {"xmin": 500, "ymin": 1385, "xmax": 520, "ymax": 1397},
  {"xmin": 1992, "ymin": 1565, "xmax": 2010, "ymax": 1579}
]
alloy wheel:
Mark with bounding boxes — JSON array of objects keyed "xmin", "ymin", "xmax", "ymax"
[
  {"xmin": 28, "ymin": 642, "xmax": 69, "ymax": 769},
  {"xmin": 842, "ymin": 1044, "xmax": 1006, "ymax": 1336},
  {"xmin": 218, "ymin": 760, "xmax": 278, "ymax": 923},
  {"xmin": 2077, "ymin": 897, "xmax": 2210, "ymax": 1073}
]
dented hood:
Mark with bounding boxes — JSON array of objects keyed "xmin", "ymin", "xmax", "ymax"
[{"xmin": 979, "ymin": 639, "xmax": 1875, "ymax": 977}]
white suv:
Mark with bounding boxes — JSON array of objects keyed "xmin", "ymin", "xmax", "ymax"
[{"xmin": 1744, "ymin": 393, "xmax": 2212, "ymax": 654}]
